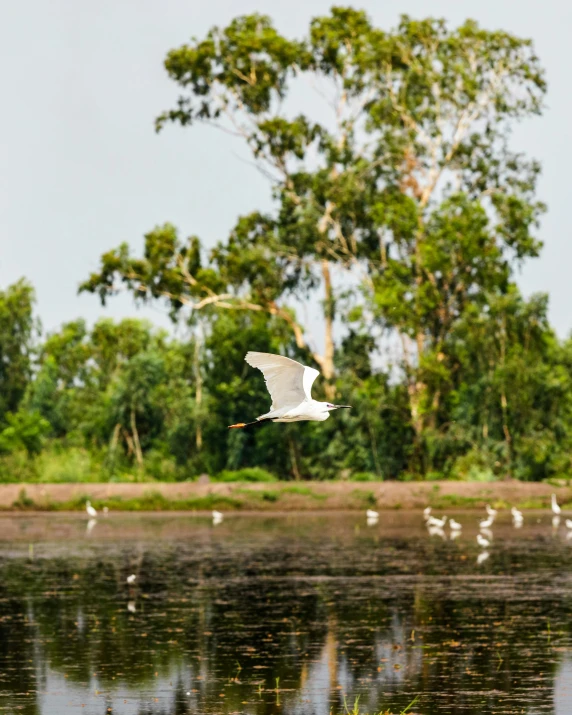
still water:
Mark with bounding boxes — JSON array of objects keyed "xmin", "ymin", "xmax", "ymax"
[{"xmin": 1, "ymin": 510, "xmax": 572, "ymax": 714}]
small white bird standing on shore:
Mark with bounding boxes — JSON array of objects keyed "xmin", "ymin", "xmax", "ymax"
[
  {"xmin": 228, "ymin": 352, "xmax": 351, "ymax": 429},
  {"xmin": 427, "ymin": 515, "xmax": 447, "ymax": 528},
  {"xmin": 552, "ymin": 494, "xmax": 561, "ymax": 515},
  {"xmin": 479, "ymin": 516, "xmax": 494, "ymax": 530},
  {"xmin": 449, "ymin": 519, "xmax": 462, "ymax": 531},
  {"xmin": 85, "ymin": 501, "xmax": 97, "ymax": 518},
  {"xmin": 126, "ymin": 574, "xmax": 136, "ymax": 585},
  {"xmin": 486, "ymin": 505, "xmax": 497, "ymax": 518},
  {"xmin": 366, "ymin": 509, "xmax": 379, "ymax": 520},
  {"xmin": 212, "ymin": 510, "xmax": 223, "ymax": 525},
  {"xmin": 423, "ymin": 506, "xmax": 432, "ymax": 520}
]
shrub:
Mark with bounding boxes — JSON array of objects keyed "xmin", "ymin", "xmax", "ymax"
[{"xmin": 214, "ymin": 467, "xmax": 277, "ymax": 483}]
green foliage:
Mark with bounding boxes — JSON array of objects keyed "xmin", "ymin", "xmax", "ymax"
[
  {"xmin": 0, "ymin": 410, "xmax": 50, "ymax": 457},
  {"xmin": 0, "ymin": 279, "xmax": 36, "ymax": 417},
  {"xmin": 215, "ymin": 467, "xmax": 277, "ymax": 483},
  {"xmin": 350, "ymin": 472, "xmax": 379, "ymax": 482},
  {"xmin": 1, "ymin": 10, "xmax": 571, "ymax": 484}
]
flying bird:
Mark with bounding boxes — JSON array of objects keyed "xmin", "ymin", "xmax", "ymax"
[{"xmin": 228, "ymin": 352, "xmax": 351, "ymax": 429}]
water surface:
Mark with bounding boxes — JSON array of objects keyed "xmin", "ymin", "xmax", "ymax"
[{"xmin": 1, "ymin": 510, "xmax": 572, "ymax": 714}]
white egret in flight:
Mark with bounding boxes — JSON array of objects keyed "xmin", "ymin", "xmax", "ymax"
[{"xmin": 228, "ymin": 352, "xmax": 351, "ymax": 429}]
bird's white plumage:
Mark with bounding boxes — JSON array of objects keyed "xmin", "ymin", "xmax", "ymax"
[{"xmin": 245, "ymin": 352, "xmax": 319, "ymax": 410}]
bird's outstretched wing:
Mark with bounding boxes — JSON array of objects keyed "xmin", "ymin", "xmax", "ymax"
[{"xmin": 245, "ymin": 352, "xmax": 320, "ymax": 409}]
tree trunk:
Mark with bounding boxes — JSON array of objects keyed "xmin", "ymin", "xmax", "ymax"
[
  {"xmin": 321, "ymin": 259, "xmax": 336, "ymax": 401},
  {"xmin": 194, "ymin": 336, "xmax": 203, "ymax": 450},
  {"xmin": 130, "ymin": 408, "xmax": 144, "ymax": 470},
  {"xmin": 288, "ymin": 435, "xmax": 302, "ymax": 481}
]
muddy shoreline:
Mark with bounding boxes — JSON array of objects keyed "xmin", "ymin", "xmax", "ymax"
[{"xmin": 1, "ymin": 480, "xmax": 570, "ymax": 511}]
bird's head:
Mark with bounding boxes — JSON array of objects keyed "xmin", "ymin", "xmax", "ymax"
[{"xmin": 325, "ymin": 403, "xmax": 352, "ymax": 411}]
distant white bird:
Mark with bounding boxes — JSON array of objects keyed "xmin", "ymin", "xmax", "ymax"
[
  {"xmin": 485, "ymin": 504, "xmax": 498, "ymax": 518},
  {"xmin": 477, "ymin": 551, "xmax": 490, "ymax": 565},
  {"xmin": 228, "ymin": 352, "xmax": 351, "ymax": 429},
  {"xmin": 552, "ymin": 494, "xmax": 561, "ymax": 515},
  {"xmin": 212, "ymin": 510, "xmax": 223, "ymax": 525},
  {"xmin": 449, "ymin": 519, "xmax": 462, "ymax": 531},
  {"xmin": 427, "ymin": 515, "xmax": 447, "ymax": 528},
  {"xmin": 511, "ymin": 506, "xmax": 524, "ymax": 527},
  {"xmin": 127, "ymin": 601, "xmax": 136, "ymax": 613},
  {"xmin": 566, "ymin": 519, "xmax": 572, "ymax": 530},
  {"xmin": 423, "ymin": 506, "xmax": 432, "ymax": 520},
  {"xmin": 102, "ymin": 506, "xmax": 109, "ymax": 515},
  {"xmin": 85, "ymin": 501, "xmax": 97, "ymax": 518},
  {"xmin": 477, "ymin": 534, "xmax": 490, "ymax": 549},
  {"xmin": 366, "ymin": 509, "xmax": 379, "ymax": 520},
  {"xmin": 479, "ymin": 516, "xmax": 494, "ymax": 530},
  {"xmin": 126, "ymin": 574, "xmax": 136, "ymax": 585}
]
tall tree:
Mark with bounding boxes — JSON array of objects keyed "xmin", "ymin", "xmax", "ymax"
[
  {"xmin": 0, "ymin": 279, "xmax": 36, "ymax": 419},
  {"xmin": 80, "ymin": 8, "xmax": 546, "ymax": 468}
]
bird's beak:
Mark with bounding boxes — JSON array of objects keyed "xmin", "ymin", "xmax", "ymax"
[{"xmin": 334, "ymin": 405, "xmax": 352, "ymax": 409}]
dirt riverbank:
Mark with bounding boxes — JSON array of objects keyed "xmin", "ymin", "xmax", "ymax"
[{"xmin": 1, "ymin": 480, "xmax": 570, "ymax": 511}]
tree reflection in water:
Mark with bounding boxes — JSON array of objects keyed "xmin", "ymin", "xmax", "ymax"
[{"xmin": 0, "ymin": 511, "xmax": 571, "ymax": 714}]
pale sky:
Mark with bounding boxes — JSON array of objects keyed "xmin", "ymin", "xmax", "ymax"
[{"xmin": 1, "ymin": 1, "xmax": 571, "ymax": 338}]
